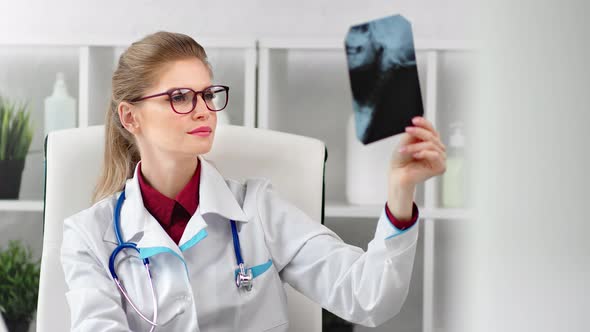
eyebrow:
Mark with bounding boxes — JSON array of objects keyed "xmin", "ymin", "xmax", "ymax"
[{"xmin": 166, "ymin": 84, "xmax": 214, "ymax": 92}]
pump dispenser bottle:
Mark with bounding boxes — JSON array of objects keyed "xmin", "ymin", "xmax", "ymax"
[
  {"xmin": 44, "ymin": 72, "xmax": 76, "ymax": 139},
  {"xmin": 442, "ymin": 122, "xmax": 466, "ymax": 207}
]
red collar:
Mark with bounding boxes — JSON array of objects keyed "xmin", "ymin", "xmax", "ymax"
[{"xmin": 137, "ymin": 160, "xmax": 201, "ymax": 227}]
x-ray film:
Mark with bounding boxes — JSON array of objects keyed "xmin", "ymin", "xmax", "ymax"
[{"xmin": 345, "ymin": 14, "xmax": 424, "ymax": 145}]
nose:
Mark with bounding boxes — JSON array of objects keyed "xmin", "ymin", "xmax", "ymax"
[{"xmin": 191, "ymin": 94, "xmax": 211, "ymax": 120}]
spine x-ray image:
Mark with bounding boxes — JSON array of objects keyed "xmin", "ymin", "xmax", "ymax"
[{"xmin": 345, "ymin": 14, "xmax": 424, "ymax": 145}]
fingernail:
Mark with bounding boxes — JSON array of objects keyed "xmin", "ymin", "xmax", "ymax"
[
  {"xmin": 412, "ymin": 117, "xmax": 420, "ymax": 123},
  {"xmin": 399, "ymin": 147, "xmax": 406, "ymax": 152},
  {"xmin": 405, "ymin": 127, "xmax": 413, "ymax": 132}
]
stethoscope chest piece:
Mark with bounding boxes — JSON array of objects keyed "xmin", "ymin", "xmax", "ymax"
[{"xmin": 236, "ymin": 263, "xmax": 253, "ymax": 291}]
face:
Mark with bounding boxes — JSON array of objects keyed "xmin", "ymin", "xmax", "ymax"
[{"xmin": 120, "ymin": 58, "xmax": 217, "ymax": 162}]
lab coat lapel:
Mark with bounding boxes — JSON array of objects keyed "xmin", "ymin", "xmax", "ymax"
[
  {"xmin": 195, "ymin": 155, "xmax": 249, "ymax": 223},
  {"xmin": 102, "ymin": 162, "xmax": 184, "ymax": 261},
  {"xmin": 177, "ymin": 155, "xmax": 249, "ymax": 250},
  {"xmin": 103, "ymin": 156, "xmax": 250, "ymax": 256}
]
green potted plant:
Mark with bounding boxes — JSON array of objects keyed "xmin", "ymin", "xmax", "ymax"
[
  {"xmin": 0, "ymin": 96, "xmax": 34, "ymax": 199},
  {"xmin": 0, "ymin": 240, "xmax": 40, "ymax": 332}
]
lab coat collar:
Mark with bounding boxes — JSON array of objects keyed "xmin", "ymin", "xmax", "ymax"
[
  {"xmin": 102, "ymin": 155, "xmax": 249, "ymax": 251},
  {"xmin": 195, "ymin": 154, "xmax": 249, "ymax": 224}
]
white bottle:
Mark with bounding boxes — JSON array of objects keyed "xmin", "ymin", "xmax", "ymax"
[
  {"xmin": 442, "ymin": 122, "xmax": 466, "ymax": 208},
  {"xmin": 44, "ymin": 72, "xmax": 76, "ymax": 139}
]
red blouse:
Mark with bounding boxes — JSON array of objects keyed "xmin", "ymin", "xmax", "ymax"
[
  {"xmin": 137, "ymin": 161, "xmax": 418, "ymax": 245},
  {"xmin": 137, "ymin": 161, "xmax": 201, "ymax": 245}
]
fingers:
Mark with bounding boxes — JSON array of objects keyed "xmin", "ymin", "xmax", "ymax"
[
  {"xmin": 411, "ymin": 150, "xmax": 447, "ymax": 173},
  {"xmin": 411, "ymin": 116, "xmax": 439, "ymax": 138},
  {"xmin": 405, "ymin": 126, "xmax": 446, "ymax": 152},
  {"xmin": 400, "ymin": 141, "xmax": 446, "ymax": 159}
]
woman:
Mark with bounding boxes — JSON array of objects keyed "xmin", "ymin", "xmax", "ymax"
[{"xmin": 60, "ymin": 31, "xmax": 446, "ymax": 331}]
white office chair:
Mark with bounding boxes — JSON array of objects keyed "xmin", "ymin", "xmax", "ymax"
[
  {"xmin": 38, "ymin": 124, "xmax": 327, "ymax": 332},
  {"xmin": 0, "ymin": 314, "xmax": 6, "ymax": 332}
]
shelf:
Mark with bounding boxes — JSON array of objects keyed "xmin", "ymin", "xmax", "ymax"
[
  {"xmin": 325, "ymin": 201, "xmax": 472, "ymax": 220},
  {"xmin": 0, "ymin": 37, "xmax": 257, "ymax": 49},
  {"xmin": 0, "ymin": 200, "xmax": 44, "ymax": 212},
  {"xmin": 0, "ymin": 199, "xmax": 472, "ymax": 218},
  {"xmin": 425, "ymin": 208, "xmax": 472, "ymax": 220},
  {"xmin": 259, "ymin": 38, "xmax": 481, "ymax": 51}
]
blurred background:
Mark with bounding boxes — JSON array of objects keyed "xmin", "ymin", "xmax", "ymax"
[{"xmin": 0, "ymin": 0, "xmax": 588, "ymax": 332}]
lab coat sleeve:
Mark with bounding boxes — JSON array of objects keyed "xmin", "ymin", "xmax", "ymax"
[
  {"xmin": 386, "ymin": 201, "xmax": 419, "ymax": 230},
  {"xmin": 256, "ymin": 181, "xmax": 419, "ymax": 327},
  {"xmin": 60, "ymin": 216, "xmax": 131, "ymax": 331}
]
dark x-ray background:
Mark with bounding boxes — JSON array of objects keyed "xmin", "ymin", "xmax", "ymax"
[{"xmin": 345, "ymin": 14, "xmax": 424, "ymax": 145}]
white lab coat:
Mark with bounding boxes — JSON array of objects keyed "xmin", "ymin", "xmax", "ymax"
[{"xmin": 60, "ymin": 155, "xmax": 419, "ymax": 331}]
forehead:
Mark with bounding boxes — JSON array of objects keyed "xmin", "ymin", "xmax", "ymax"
[{"xmin": 155, "ymin": 58, "xmax": 212, "ymax": 90}]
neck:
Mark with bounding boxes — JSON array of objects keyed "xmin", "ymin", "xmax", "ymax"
[{"xmin": 139, "ymin": 155, "xmax": 199, "ymax": 199}]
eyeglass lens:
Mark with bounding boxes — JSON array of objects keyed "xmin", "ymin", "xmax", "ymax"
[{"xmin": 170, "ymin": 86, "xmax": 228, "ymax": 113}]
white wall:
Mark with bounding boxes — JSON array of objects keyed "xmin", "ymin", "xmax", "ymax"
[
  {"xmin": 468, "ymin": 1, "xmax": 590, "ymax": 332},
  {"xmin": 0, "ymin": 0, "xmax": 475, "ymax": 44}
]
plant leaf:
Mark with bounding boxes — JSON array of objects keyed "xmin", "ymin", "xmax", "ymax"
[{"xmin": 0, "ymin": 96, "xmax": 33, "ymax": 160}]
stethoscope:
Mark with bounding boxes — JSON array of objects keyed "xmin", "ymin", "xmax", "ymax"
[{"xmin": 108, "ymin": 187, "xmax": 253, "ymax": 329}]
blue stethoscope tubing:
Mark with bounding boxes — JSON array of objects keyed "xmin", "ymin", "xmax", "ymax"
[
  {"xmin": 108, "ymin": 187, "xmax": 251, "ymax": 329},
  {"xmin": 109, "ymin": 190, "xmax": 158, "ymax": 330}
]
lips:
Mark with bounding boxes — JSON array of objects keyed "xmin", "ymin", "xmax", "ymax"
[{"xmin": 188, "ymin": 126, "xmax": 212, "ymax": 134}]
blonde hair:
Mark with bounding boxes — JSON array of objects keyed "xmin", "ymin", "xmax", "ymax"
[{"xmin": 92, "ymin": 31, "xmax": 212, "ymax": 203}]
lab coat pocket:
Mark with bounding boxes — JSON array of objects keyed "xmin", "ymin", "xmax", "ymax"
[
  {"xmin": 117, "ymin": 252, "xmax": 192, "ymax": 329},
  {"xmin": 124, "ymin": 294, "xmax": 191, "ymax": 330},
  {"xmin": 262, "ymin": 321, "xmax": 289, "ymax": 331},
  {"xmin": 236, "ymin": 258, "xmax": 290, "ymax": 331},
  {"xmin": 157, "ymin": 295, "xmax": 191, "ymax": 327}
]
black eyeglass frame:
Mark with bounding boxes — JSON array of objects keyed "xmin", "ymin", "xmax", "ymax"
[{"xmin": 130, "ymin": 85, "xmax": 230, "ymax": 114}]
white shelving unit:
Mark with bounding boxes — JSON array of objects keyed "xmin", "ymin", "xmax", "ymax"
[
  {"xmin": 325, "ymin": 202, "xmax": 472, "ymax": 220},
  {"xmin": 0, "ymin": 200, "xmax": 45, "ymax": 212},
  {"xmin": 1, "ymin": 36, "xmax": 478, "ymax": 332},
  {"xmin": 0, "ymin": 36, "xmax": 257, "ymax": 210}
]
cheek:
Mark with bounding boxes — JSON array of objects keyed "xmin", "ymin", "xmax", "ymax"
[{"xmin": 142, "ymin": 109, "xmax": 185, "ymax": 144}]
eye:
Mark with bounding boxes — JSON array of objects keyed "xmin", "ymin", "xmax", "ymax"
[
  {"xmin": 203, "ymin": 91, "xmax": 215, "ymax": 101},
  {"xmin": 170, "ymin": 89, "xmax": 191, "ymax": 103},
  {"xmin": 171, "ymin": 94, "xmax": 186, "ymax": 103}
]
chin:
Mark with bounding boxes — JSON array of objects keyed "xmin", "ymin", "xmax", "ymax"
[{"xmin": 194, "ymin": 144, "xmax": 213, "ymax": 156}]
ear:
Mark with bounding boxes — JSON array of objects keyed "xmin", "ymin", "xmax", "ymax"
[{"xmin": 118, "ymin": 101, "xmax": 141, "ymax": 134}]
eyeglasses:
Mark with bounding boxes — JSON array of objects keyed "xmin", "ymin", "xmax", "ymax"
[{"xmin": 131, "ymin": 85, "xmax": 229, "ymax": 114}]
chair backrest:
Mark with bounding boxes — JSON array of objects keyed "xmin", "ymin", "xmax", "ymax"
[
  {"xmin": 0, "ymin": 314, "xmax": 6, "ymax": 332},
  {"xmin": 38, "ymin": 124, "xmax": 326, "ymax": 332}
]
